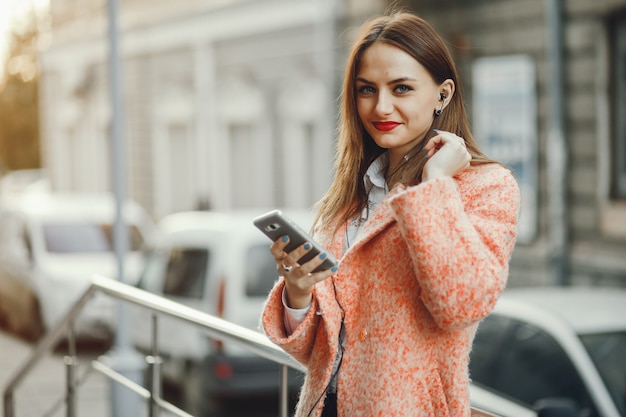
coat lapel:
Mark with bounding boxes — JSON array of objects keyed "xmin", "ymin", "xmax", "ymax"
[{"xmin": 339, "ymin": 184, "xmax": 407, "ymax": 256}]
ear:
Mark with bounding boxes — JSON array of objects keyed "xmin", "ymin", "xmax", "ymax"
[{"xmin": 439, "ymin": 79, "xmax": 455, "ymax": 110}]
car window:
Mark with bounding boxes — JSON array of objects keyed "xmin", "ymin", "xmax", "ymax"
[
  {"xmin": 471, "ymin": 316, "xmax": 599, "ymax": 417},
  {"xmin": 245, "ymin": 244, "xmax": 279, "ymax": 297},
  {"xmin": 470, "ymin": 315, "xmax": 511, "ymax": 385},
  {"xmin": 136, "ymin": 249, "xmax": 168, "ymax": 294},
  {"xmin": 43, "ymin": 223, "xmax": 144, "ymax": 253},
  {"xmin": 580, "ymin": 331, "xmax": 626, "ymax": 417},
  {"xmin": 162, "ymin": 248, "xmax": 208, "ymax": 299}
]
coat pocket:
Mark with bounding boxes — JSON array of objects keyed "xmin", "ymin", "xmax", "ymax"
[{"xmin": 421, "ymin": 369, "xmax": 450, "ymax": 417}]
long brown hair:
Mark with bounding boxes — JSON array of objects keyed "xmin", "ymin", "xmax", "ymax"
[{"xmin": 314, "ymin": 11, "xmax": 496, "ymax": 234}]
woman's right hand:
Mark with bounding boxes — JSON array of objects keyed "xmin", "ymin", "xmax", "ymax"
[
  {"xmin": 271, "ymin": 235, "xmax": 337, "ymax": 309},
  {"xmin": 422, "ymin": 129, "xmax": 471, "ymax": 181}
]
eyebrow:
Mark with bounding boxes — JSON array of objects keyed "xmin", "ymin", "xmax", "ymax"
[{"xmin": 355, "ymin": 77, "xmax": 418, "ymax": 84}]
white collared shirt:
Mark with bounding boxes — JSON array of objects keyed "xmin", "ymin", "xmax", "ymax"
[
  {"xmin": 283, "ymin": 152, "xmax": 389, "ymax": 330},
  {"xmin": 345, "ymin": 152, "xmax": 389, "ymax": 249},
  {"xmin": 281, "ymin": 153, "xmax": 390, "ymax": 393}
]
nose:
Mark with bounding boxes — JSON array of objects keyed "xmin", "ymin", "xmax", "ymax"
[{"xmin": 374, "ymin": 90, "xmax": 393, "ymax": 115}]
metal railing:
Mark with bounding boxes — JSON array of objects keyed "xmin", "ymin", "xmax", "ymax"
[
  {"xmin": 3, "ymin": 274, "xmax": 305, "ymax": 417},
  {"xmin": 2, "ymin": 274, "xmax": 504, "ymax": 417}
]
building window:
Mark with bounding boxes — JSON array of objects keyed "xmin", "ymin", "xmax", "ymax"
[
  {"xmin": 229, "ymin": 123, "xmax": 255, "ymax": 208},
  {"xmin": 612, "ymin": 16, "xmax": 626, "ymax": 199},
  {"xmin": 303, "ymin": 123, "xmax": 316, "ymax": 207}
]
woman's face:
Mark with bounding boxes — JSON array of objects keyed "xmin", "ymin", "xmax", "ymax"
[{"xmin": 355, "ymin": 42, "xmax": 442, "ymax": 159}]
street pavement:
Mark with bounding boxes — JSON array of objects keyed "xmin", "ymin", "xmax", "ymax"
[{"xmin": 0, "ymin": 329, "xmax": 111, "ymax": 417}]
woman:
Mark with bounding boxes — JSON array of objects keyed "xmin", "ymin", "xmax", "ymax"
[{"xmin": 261, "ymin": 11, "xmax": 520, "ymax": 417}]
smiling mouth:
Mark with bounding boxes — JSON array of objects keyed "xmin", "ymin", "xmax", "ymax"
[{"xmin": 373, "ymin": 121, "xmax": 401, "ymax": 132}]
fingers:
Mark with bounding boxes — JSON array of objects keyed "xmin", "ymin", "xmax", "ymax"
[
  {"xmin": 270, "ymin": 234, "xmax": 290, "ymax": 261},
  {"xmin": 275, "ymin": 238, "xmax": 337, "ymax": 309},
  {"xmin": 271, "ymin": 236, "xmax": 337, "ymax": 277},
  {"xmin": 267, "ymin": 227, "xmax": 339, "ymax": 312},
  {"xmin": 422, "ymin": 129, "xmax": 471, "ymax": 181},
  {"xmin": 425, "ymin": 129, "xmax": 467, "ymax": 154},
  {"xmin": 272, "ymin": 238, "xmax": 312, "ymax": 271},
  {"xmin": 284, "ymin": 263, "xmax": 335, "ymax": 292}
]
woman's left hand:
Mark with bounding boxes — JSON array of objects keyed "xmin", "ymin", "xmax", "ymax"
[{"xmin": 422, "ymin": 129, "xmax": 471, "ymax": 182}]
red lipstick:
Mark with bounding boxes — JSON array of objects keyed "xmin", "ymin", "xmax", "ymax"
[{"xmin": 373, "ymin": 121, "xmax": 400, "ymax": 132}]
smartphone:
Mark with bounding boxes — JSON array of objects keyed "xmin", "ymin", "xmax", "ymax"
[{"xmin": 253, "ymin": 209, "xmax": 338, "ymax": 273}]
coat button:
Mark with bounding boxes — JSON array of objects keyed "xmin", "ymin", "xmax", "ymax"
[{"xmin": 359, "ymin": 328, "xmax": 368, "ymax": 341}]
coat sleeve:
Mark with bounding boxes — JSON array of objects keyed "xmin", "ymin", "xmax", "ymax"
[
  {"xmin": 260, "ymin": 278, "xmax": 321, "ymax": 366},
  {"xmin": 388, "ymin": 165, "xmax": 520, "ymax": 331}
]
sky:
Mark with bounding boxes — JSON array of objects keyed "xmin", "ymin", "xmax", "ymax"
[{"xmin": 0, "ymin": 0, "xmax": 49, "ymax": 77}]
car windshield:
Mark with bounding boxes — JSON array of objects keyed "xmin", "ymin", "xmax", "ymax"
[
  {"xmin": 136, "ymin": 247, "xmax": 208, "ymax": 299},
  {"xmin": 245, "ymin": 243, "xmax": 281, "ymax": 297},
  {"xmin": 43, "ymin": 223, "xmax": 144, "ymax": 253},
  {"xmin": 579, "ymin": 331, "xmax": 626, "ymax": 416},
  {"xmin": 136, "ymin": 243, "xmax": 277, "ymax": 299}
]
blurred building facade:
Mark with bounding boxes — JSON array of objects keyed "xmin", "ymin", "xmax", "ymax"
[
  {"xmin": 399, "ymin": 0, "xmax": 626, "ymax": 288},
  {"xmin": 38, "ymin": 0, "xmax": 626, "ymax": 288},
  {"xmin": 39, "ymin": 0, "xmax": 383, "ymax": 216}
]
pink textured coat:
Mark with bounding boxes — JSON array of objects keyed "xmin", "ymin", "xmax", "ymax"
[{"xmin": 262, "ymin": 164, "xmax": 520, "ymax": 417}]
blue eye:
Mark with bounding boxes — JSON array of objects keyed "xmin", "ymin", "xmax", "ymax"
[
  {"xmin": 357, "ymin": 85, "xmax": 375, "ymax": 94},
  {"xmin": 394, "ymin": 85, "xmax": 412, "ymax": 93}
]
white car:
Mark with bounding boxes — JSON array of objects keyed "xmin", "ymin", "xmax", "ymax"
[
  {"xmin": 0, "ymin": 192, "xmax": 157, "ymax": 341},
  {"xmin": 470, "ymin": 383, "xmax": 579, "ymax": 417},
  {"xmin": 470, "ymin": 286, "xmax": 626, "ymax": 417},
  {"xmin": 131, "ymin": 209, "xmax": 314, "ymax": 416},
  {"xmin": 470, "ymin": 384, "xmax": 536, "ymax": 417}
]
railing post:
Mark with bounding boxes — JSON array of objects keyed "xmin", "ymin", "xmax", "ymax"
[
  {"xmin": 279, "ymin": 365, "xmax": 288, "ymax": 417},
  {"xmin": 65, "ymin": 323, "xmax": 78, "ymax": 417},
  {"xmin": 64, "ymin": 356, "xmax": 79, "ymax": 417},
  {"xmin": 4, "ymin": 391, "xmax": 14, "ymax": 417},
  {"xmin": 3, "ymin": 277, "xmax": 308, "ymax": 417},
  {"xmin": 147, "ymin": 313, "xmax": 162, "ymax": 417}
]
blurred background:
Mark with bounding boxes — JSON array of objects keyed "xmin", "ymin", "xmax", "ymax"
[
  {"xmin": 0, "ymin": 0, "xmax": 625, "ymax": 416},
  {"xmin": 2, "ymin": 0, "xmax": 626, "ymax": 286}
]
